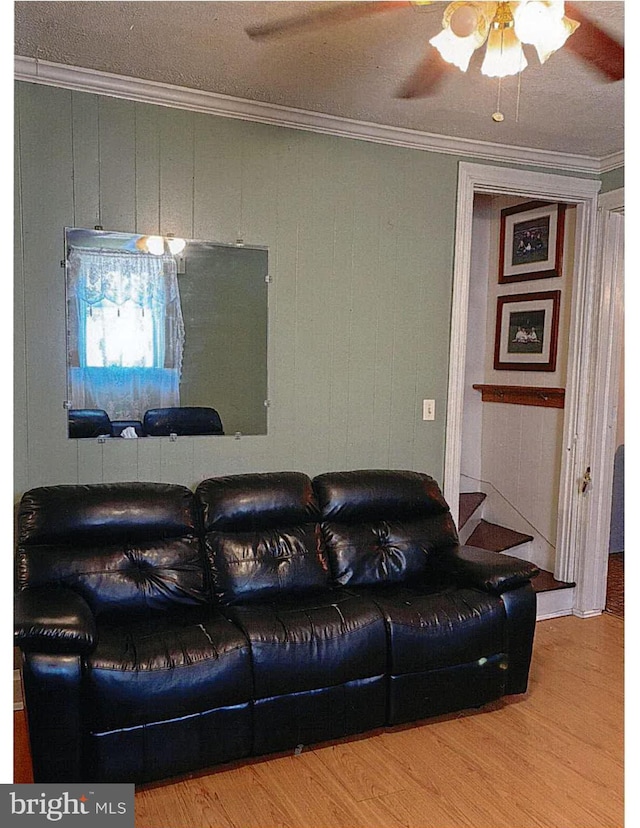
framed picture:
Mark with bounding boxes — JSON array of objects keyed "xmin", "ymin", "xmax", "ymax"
[
  {"xmin": 499, "ymin": 200, "xmax": 566, "ymax": 283},
  {"xmin": 494, "ymin": 290, "xmax": 561, "ymax": 371}
]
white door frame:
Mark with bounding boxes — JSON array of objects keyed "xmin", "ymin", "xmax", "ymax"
[
  {"xmin": 574, "ymin": 187, "xmax": 624, "ymax": 615},
  {"xmin": 444, "ymin": 162, "xmax": 607, "ymax": 616}
]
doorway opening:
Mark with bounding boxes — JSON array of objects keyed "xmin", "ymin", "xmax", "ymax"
[
  {"xmin": 444, "ymin": 163, "xmax": 620, "ymax": 619},
  {"xmin": 456, "ymin": 192, "xmax": 578, "ymax": 617}
]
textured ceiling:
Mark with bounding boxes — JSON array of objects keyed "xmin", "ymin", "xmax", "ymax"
[{"xmin": 14, "ymin": 1, "xmax": 625, "ymax": 159}]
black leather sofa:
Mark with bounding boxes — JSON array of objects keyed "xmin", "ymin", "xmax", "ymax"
[
  {"xmin": 144, "ymin": 406, "xmax": 225, "ymax": 436},
  {"xmin": 67, "ymin": 408, "xmax": 113, "ymax": 439},
  {"xmin": 68, "ymin": 406, "xmax": 224, "ymax": 438},
  {"xmin": 14, "ymin": 470, "xmax": 539, "ymax": 784}
]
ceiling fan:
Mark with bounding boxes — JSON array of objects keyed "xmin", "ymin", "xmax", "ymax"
[{"xmin": 245, "ymin": 1, "xmax": 624, "ymax": 99}]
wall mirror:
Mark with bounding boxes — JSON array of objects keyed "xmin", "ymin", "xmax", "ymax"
[{"xmin": 64, "ymin": 228, "xmax": 268, "ymax": 438}]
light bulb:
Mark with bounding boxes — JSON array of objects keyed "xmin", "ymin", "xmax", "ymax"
[
  {"xmin": 430, "ymin": 1, "xmax": 492, "ymax": 72},
  {"xmin": 449, "ymin": 4, "xmax": 480, "ymax": 38}
]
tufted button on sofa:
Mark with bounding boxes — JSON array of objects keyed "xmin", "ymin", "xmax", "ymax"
[{"xmin": 14, "ymin": 470, "xmax": 539, "ymax": 784}]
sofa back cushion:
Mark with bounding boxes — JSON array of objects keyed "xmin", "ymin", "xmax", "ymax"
[
  {"xmin": 196, "ymin": 472, "xmax": 330, "ymax": 605},
  {"xmin": 313, "ymin": 470, "xmax": 459, "ymax": 588},
  {"xmin": 16, "ymin": 482, "xmax": 208, "ymax": 617}
]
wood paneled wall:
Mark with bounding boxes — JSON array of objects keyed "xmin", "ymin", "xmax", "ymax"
[{"xmin": 14, "ymin": 82, "xmax": 460, "ymax": 497}]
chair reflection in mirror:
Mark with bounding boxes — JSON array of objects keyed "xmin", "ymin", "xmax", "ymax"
[{"xmin": 143, "ymin": 407, "xmax": 224, "ymax": 437}]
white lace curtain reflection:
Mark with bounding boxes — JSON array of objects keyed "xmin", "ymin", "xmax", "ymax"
[{"xmin": 66, "ymin": 247, "xmax": 185, "ymax": 421}]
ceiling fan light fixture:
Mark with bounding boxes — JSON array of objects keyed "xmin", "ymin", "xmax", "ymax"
[
  {"xmin": 481, "ymin": 24, "xmax": 528, "ymax": 76},
  {"xmin": 139, "ymin": 234, "xmax": 187, "ymax": 256},
  {"xmin": 481, "ymin": 3, "xmax": 528, "ymax": 78},
  {"xmin": 167, "ymin": 235, "xmax": 186, "ymax": 255},
  {"xmin": 514, "ymin": 1, "xmax": 579, "ymax": 64},
  {"xmin": 429, "ymin": 1, "xmax": 492, "ymax": 72},
  {"xmin": 429, "ymin": 26, "xmax": 478, "ymax": 71},
  {"xmin": 145, "ymin": 236, "xmax": 165, "ymax": 256}
]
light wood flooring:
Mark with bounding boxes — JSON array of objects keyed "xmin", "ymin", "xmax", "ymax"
[
  {"xmin": 14, "ymin": 613, "xmax": 623, "ymax": 826},
  {"xmin": 132, "ymin": 613, "xmax": 624, "ymax": 828}
]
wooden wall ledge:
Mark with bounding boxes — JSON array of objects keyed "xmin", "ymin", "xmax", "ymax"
[{"xmin": 473, "ymin": 384, "xmax": 565, "ymax": 408}]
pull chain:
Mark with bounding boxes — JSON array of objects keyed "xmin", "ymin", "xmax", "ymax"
[{"xmin": 492, "ymin": 77, "xmax": 504, "ymax": 122}]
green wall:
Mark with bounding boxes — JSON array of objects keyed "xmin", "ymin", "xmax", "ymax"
[
  {"xmin": 600, "ymin": 166, "xmax": 624, "ymax": 194},
  {"xmin": 14, "ymin": 81, "xmax": 460, "ymax": 495},
  {"xmin": 14, "ymin": 81, "xmax": 619, "ymax": 497}
]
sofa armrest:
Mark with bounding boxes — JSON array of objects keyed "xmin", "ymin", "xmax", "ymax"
[
  {"xmin": 437, "ymin": 544, "xmax": 540, "ymax": 595},
  {"xmin": 15, "ymin": 587, "xmax": 97, "ymax": 655}
]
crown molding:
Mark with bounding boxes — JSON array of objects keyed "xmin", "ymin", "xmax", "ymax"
[
  {"xmin": 15, "ymin": 56, "xmax": 621, "ymax": 175},
  {"xmin": 598, "ymin": 151, "xmax": 625, "ymax": 174}
]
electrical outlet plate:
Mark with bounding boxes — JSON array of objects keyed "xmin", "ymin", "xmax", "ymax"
[{"xmin": 422, "ymin": 399, "xmax": 435, "ymax": 421}]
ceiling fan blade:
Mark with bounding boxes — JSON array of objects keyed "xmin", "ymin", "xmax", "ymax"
[
  {"xmin": 396, "ymin": 49, "xmax": 452, "ymax": 99},
  {"xmin": 246, "ymin": 1, "xmax": 415, "ymax": 40},
  {"xmin": 564, "ymin": 2, "xmax": 624, "ymax": 81}
]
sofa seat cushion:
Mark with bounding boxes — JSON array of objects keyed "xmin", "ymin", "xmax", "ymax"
[
  {"xmin": 85, "ymin": 608, "xmax": 252, "ymax": 732},
  {"xmin": 225, "ymin": 589, "xmax": 387, "ymax": 698},
  {"xmin": 353, "ymin": 585, "xmax": 507, "ymax": 674}
]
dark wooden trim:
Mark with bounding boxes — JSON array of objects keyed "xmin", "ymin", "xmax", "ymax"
[{"xmin": 473, "ymin": 384, "xmax": 565, "ymax": 408}]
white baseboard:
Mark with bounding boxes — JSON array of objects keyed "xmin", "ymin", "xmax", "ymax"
[
  {"xmin": 572, "ymin": 608, "xmax": 605, "ymax": 619},
  {"xmin": 536, "ymin": 587, "xmax": 575, "ymax": 620}
]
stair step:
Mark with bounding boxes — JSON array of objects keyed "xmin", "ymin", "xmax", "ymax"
[
  {"xmin": 458, "ymin": 492, "xmax": 486, "ymax": 529},
  {"xmin": 532, "ymin": 569, "xmax": 576, "ymax": 593},
  {"xmin": 465, "ymin": 519, "xmax": 534, "ymax": 553}
]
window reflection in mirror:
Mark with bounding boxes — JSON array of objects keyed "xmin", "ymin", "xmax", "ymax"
[{"xmin": 65, "ymin": 228, "xmax": 268, "ymax": 438}]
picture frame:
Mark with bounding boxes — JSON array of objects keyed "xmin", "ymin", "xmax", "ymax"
[
  {"xmin": 494, "ymin": 290, "xmax": 561, "ymax": 371},
  {"xmin": 499, "ymin": 200, "xmax": 566, "ymax": 283}
]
